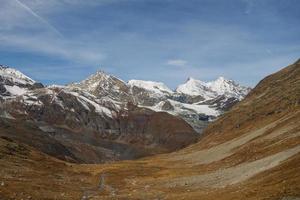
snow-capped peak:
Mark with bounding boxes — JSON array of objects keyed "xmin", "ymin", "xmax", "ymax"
[
  {"xmin": 0, "ymin": 65, "xmax": 35, "ymax": 85},
  {"xmin": 176, "ymin": 76, "xmax": 250, "ymax": 100},
  {"xmin": 128, "ymin": 80, "xmax": 173, "ymax": 95},
  {"xmin": 184, "ymin": 77, "xmax": 203, "ymax": 83},
  {"xmin": 95, "ymin": 70, "xmax": 127, "ymax": 84},
  {"xmin": 68, "ymin": 70, "xmax": 132, "ymax": 102},
  {"xmin": 176, "ymin": 77, "xmax": 216, "ymax": 99},
  {"xmin": 206, "ymin": 76, "xmax": 250, "ymax": 99},
  {"xmin": 91, "ymin": 70, "xmax": 125, "ymax": 83},
  {"xmin": 70, "ymin": 70, "xmax": 126, "ymax": 92},
  {"xmin": 0, "ymin": 65, "xmax": 38, "ymax": 98}
]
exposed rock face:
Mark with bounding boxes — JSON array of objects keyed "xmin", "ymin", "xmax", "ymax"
[
  {"xmin": 69, "ymin": 71, "xmax": 132, "ymax": 102},
  {"xmin": 161, "ymin": 100, "xmax": 174, "ymax": 111},
  {"xmin": 198, "ymin": 94, "xmax": 240, "ymax": 111},
  {"xmin": 0, "ymin": 64, "xmax": 250, "ymax": 162},
  {"xmin": 71, "ymin": 74, "xmax": 250, "ymax": 132},
  {"xmin": 128, "ymin": 80, "xmax": 174, "ymax": 106},
  {"xmin": 1, "ymin": 70, "xmax": 198, "ymax": 163},
  {"xmin": 130, "ymin": 85, "xmax": 167, "ymax": 106}
]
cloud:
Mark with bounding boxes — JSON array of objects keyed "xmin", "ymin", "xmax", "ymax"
[
  {"xmin": 161, "ymin": 52, "xmax": 299, "ymax": 88},
  {"xmin": 166, "ymin": 59, "xmax": 188, "ymax": 67},
  {"xmin": 0, "ymin": 0, "xmax": 299, "ymax": 88},
  {"xmin": 14, "ymin": 0, "xmax": 62, "ymax": 36},
  {"xmin": 0, "ymin": 34, "xmax": 105, "ymax": 64},
  {"xmin": 0, "ymin": 0, "xmax": 105, "ymax": 65}
]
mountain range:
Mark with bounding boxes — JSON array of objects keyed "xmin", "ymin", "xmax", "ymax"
[
  {"xmin": 1, "ymin": 64, "xmax": 250, "ymax": 132},
  {"xmin": 70, "ymin": 69, "xmax": 251, "ymax": 132},
  {"xmin": 0, "ymin": 59, "xmax": 299, "ymax": 199},
  {"xmin": 0, "ymin": 64, "xmax": 250, "ymax": 163}
]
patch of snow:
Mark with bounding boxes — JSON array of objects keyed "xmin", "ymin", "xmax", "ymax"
[
  {"xmin": 21, "ymin": 92, "xmax": 44, "ymax": 106},
  {"xmin": 23, "ymin": 98, "xmax": 44, "ymax": 106},
  {"xmin": 145, "ymin": 99, "xmax": 219, "ymax": 117},
  {"xmin": 47, "ymin": 84, "xmax": 65, "ymax": 89},
  {"xmin": 67, "ymin": 91, "xmax": 113, "ymax": 118},
  {"xmin": 128, "ymin": 80, "xmax": 173, "ymax": 95},
  {"xmin": 4, "ymin": 85, "xmax": 28, "ymax": 96}
]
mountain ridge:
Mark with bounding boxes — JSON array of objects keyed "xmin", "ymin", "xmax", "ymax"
[
  {"xmin": 68, "ymin": 69, "xmax": 250, "ymax": 132},
  {"xmin": 0, "ymin": 60, "xmax": 298, "ymax": 199},
  {"xmin": 1, "ymin": 65, "xmax": 250, "ymax": 133},
  {"xmin": 0, "ymin": 65, "xmax": 200, "ymax": 163}
]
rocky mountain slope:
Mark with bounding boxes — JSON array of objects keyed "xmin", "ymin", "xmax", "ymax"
[
  {"xmin": 69, "ymin": 71, "xmax": 133, "ymax": 102},
  {"xmin": 0, "ymin": 65, "xmax": 43, "ymax": 99},
  {"xmin": 0, "ymin": 60, "xmax": 299, "ymax": 199},
  {"xmin": 0, "ymin": 67, "xmax": 198, "ymax": 163},
  {"xmin": 0, "ymin": 64, "xmax": 250, "ymax": 163},
  {"xmin": 92, "ymin": 59, "xmax": 299, "ymax": 200},
  {"xmin": 70, "ymin": 71, "xmax": 250, "ymax": 132}
]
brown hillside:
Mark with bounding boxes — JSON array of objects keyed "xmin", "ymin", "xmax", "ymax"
[{"xmin": 0, "ymin": 60, "xmax": 299, "ymax": 200}]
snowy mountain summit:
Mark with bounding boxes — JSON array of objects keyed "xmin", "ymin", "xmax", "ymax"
[
  {"xmin": 1, "ymin": 65, "xmax": 251, "ymax": 133},
  {"xmin": 176, "ymin": 77, "xmax": 217, "ymax": 100},
  {"xmin": 128, "ymin": 80, "xmax": 173, "ymax": 96},
  {"xmin": 0, "ymin": 65, "xmax": 35, "ymax": 85},
  {"xmin": 177, "ymin": 76, "xmax": 250, "ymax": 101},
  {"xmin": 67, "ymin": 70, "xmax": 250, "ymax": 132},
  {"xmin": 0, "ymin": 65, "xmax": 42, "ymax": 99},
  {"xmin": 69, "ymin": 70, "xmax": 132, "ymax": 102},
  {"xmin": 206, "ymin": 76, "xmax": 251, "ymax": 100}
]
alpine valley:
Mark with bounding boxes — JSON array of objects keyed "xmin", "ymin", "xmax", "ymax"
[
  {"xmin": 0, "ymin": 64, "xmax": 249, "ymax": 163},
  {"xmin": 0, "ymin": 60, "xmax": 299, "ymax": 200}
]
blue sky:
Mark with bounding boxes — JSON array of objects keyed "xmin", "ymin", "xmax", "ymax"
[{"xmin": 0, "ymin": 0, "xmax": 299, "ymax": 88}]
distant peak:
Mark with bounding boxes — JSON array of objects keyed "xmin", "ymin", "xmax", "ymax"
[
  {"xmin": 216, "ymin": 76, "xmax": 226, "ymax": 81},
  {"xmin": 78, "ymin": 69, "xmax": 127, "ymax": 86},
  {"xmin": 187, "ymin": 77, "xmax": 195, "ymax": 82},
  {"xmin": 185, "ymin": 77, "xmax": 205, "ymax": 84},
  {"xmin": 87, "ymin": 70, "xmax": 115, "ymax": 81},
  {"xmin": 0, "ymin": 65, "xmax": 9, "ymax": 69},
  {"xmin": 128, "ymin": 79, "xmax": 173, "ymax": 94},
  {"xmin": 213, "ymin": 76, "xmax": 236, "ymax": 85},
  {"xmin": 184, "ymin": 77, "xmax": 207, "ymax": 85},
  {"xmin": 95, "ymin": 70, "xmax": 109, "ymax": 76},
  {"xmin": 216, "ymin": 76, "xmax": 233, "ymax": 82},
  {"xmin": 0, "ymin": 65, "xmax": 35, "ymax": 83}
]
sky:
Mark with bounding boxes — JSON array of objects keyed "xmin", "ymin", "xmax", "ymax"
[{"xmin": 0, "ymin": 0, "xmax": 299, "ymax": 88}]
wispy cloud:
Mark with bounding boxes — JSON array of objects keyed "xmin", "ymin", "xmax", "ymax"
[
  {"xmin": 0, "ymin": 0, "xmax": 299, "ymax": 87},
  {"xmin": 14, "ymin": 0, "xmax": 62, "ymax": 36},
  {"xmin": 0, "ymin": 0, "xmax": 105, "ymax": 65},
  {"xmin": 166, "ymin": 59, "xmax": 188, "ymax": 67},
  {"xmin": 1, "ymin": 34, "xmax": 105, "ymax": 64}
]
